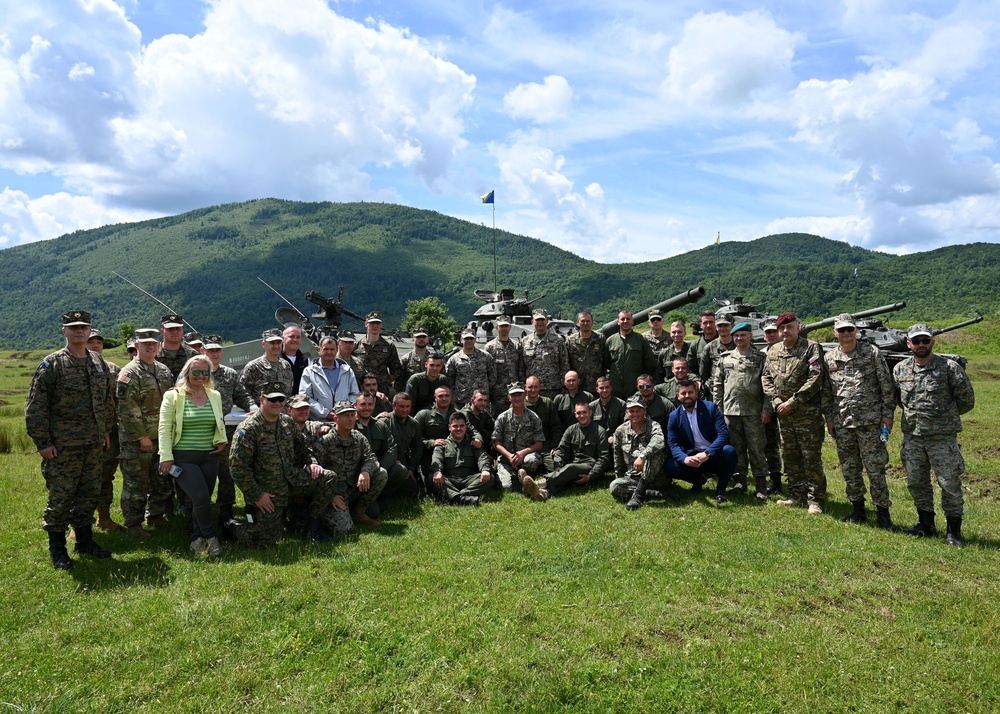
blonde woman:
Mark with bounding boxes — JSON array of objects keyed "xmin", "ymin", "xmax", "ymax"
[{"xmin": 159, "ymin": 356, "xmax": 228, "ymax": 556}]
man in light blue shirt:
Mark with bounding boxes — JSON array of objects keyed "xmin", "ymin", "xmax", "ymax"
[{"xmin": 300, "ymin": 337, "xmax": 359, "ymax": 421}]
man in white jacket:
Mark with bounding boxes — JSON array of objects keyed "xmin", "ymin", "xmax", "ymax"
[{"xmin": 300, "ymin": 337, "xmax": 360, "ymax": 421}]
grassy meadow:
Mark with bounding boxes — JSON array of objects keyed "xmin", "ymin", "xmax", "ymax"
[{"xmin": 1, "ymin": 337, "xmax": 998, "ymax": 713}]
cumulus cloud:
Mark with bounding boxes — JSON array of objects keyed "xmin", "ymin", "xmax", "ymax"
[{"xmin": 503, "ymin": 75, "xmax": 573, "ymax": 123}]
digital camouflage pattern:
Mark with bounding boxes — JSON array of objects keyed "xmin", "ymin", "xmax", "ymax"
[
  {"xmin": 212, "ymin": 364, "xmax": 253, "ymax": 417},
  {"xmin": 313, "ymin": 429, "xmax": 382, "ymax": 511},
  {"xmin": 445, "ymin": 348, "xmax": 496, "ymax": 406},
  {"xmin": 157, "ymin": 344, "xmax": 199, "ymax": 380},
  {"xmin": 565, "ymin": 332, "xmax": 606, "ymax": 394},
  {"xmin": 492, "ymin": 407, "xmax": 546, "ymax": 488},
  {"xmin": 699, "ymin": 337, "xmax": 736, "ymax": 384},
  {"xmin": 484, "ymin": 336, "xmax": 524, "ymax": 411},
  {"xmin": 823, "ymin": 343, "xmax": 895, "ymax": 429},
  {"xmin": 398, "ymin": 350, "xmax": 429, "ymax": 392},
  {"xmin": 98, "ymin": 360, "xmax": 121, "ymax": 508},
  {"xmin": 355, "ymin": 335, "xmax": 402, "ymax": 395},
  {"xmin": 521, "ymin": 331, "xmax": 569, "ymax": 398},
  {"xmin": 834, "ymin": 424, "xmax": 891, "ymax": 508},
  {"xmin": 239, "ymin": 355, "xmax": 293, "ymax": 403},
  {"xmin": 610, "ymin": 417, "xmax": 667, "ymax": 502},
  {"xmin": 712, "ymin": 347, "xmax": 770, "ymax": 486}
]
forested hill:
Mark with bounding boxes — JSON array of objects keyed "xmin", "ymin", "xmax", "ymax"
[{"xmin": 1, "ymin": 198, "xmax": 998, "ymax": 348}]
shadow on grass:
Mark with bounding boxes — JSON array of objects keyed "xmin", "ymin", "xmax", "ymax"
[{"xmin": 70, "ymin": 554, "xmax": 172, "ymax": 592}]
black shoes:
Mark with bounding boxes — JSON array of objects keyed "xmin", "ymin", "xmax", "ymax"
[{"xmin": 841, "ymin": 500, "xmax": 867, "ymax": 524}]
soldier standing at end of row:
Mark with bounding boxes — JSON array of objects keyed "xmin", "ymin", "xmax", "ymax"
[
  {"xmin": 240, "ymin": 329, "xmax": 293, "ymax": 403},
  {"xmin": 157, "ymin": 314, "xmax": 198, "ymax": 380},
  {"xmin": 26, "ymin": 310, "xmax": 116, "ymax": 570},
  {"xmin": 356, "ymin": 311, "xmax": 402, "ymax": 397},
  {"xmin": 484, "ymin": 316, "xmax": 523, "ymax": 415},
  {"xmin": 894, "ymin": 324, "xmax": 975, "ymax": 547},
  {"xmin": 521, "ymin": 309, "xmax": 569, "ymax": 400},
  {"xmin": 565, "ymin": 311, "xmax": 606, "ymax": 394}
]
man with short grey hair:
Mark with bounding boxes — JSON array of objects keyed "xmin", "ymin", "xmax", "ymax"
[{"xmin": 300, "ymin": 336, "xmax": 359, "ymax": 420}]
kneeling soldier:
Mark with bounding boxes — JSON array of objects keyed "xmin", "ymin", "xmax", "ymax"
[{"xmin": 431, "ymin": 412, "xmax": 493, "ymax": 506}]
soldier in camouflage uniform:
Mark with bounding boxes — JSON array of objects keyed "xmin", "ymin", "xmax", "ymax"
[
  {"xmin": 86, "ymin": 329, "xmax": 124, "ymax": 531},
  {"xmin": 117, "ymin": 328, "xmax": 176, "ymax": 538},
  {"xmin": 337, "ymin": 330, "xmax": 367, "ymax": 385},
  {"xmin": 397, "ymin": 326, "xmax": 431, "ymax": 392},
  {"xmin": 405, "ymin": 352, "xmax": 453, "ymax": 413},
  {"xmin": 462, "ymin": 389, "xmax": 497, "ymax": 462},
  {"xmin": 228, "ymin": 384, "xmax": 337, "ymax": 546},
  {"xmin": 240, "ymin": 329, "xmax": 294, "ymax": 403},
  {"xmin": 521, "ymin": 309, "xmax": 569, "ymax": 399},
  {"xmin": 522, "ymin": 401, "xmax": 610, "ymax": 502},
  {"xmin": 610, "ymin": 395, "xmax": 668, "ymax": 509},
  {"xmin": 698, "ymin": 313, "xmax": 736, "ymax": 385},
  {"xmin": 686, "ymin": 311, "xmax": 719, "ymax": 380},
  {"xmin": 762, "ymin": 313, "xmax": 827, "ymax": 514},
  {"xmin": 25, "ymin": 310, "xmax": 116, "ymax": 569},
  {"xmin": 822, "ymin": 314, "xmax": 897, "ymax": 529},
  {"xmin": 492, "ymin": 382, "xmax": 546, "ymax": 491},
  {"xmin": 565, "ymin": 311, "xmax": 607, "ymax": 394},
  {"xmin": 355, "ymin": 311, "xmax": 402, "ymax": 396},
  {"xmin": 314, "ymin": 401, "xmax": 386, "ymax": 531},
  {"xmin": 760, "ymin": 319, "xmax": 783, "ymax": 494},
  {"xmin": 484, "ymin": 316, "xmax": 524, "ymax": 416},
  {"xmin": 590, "ymin": 376, "xmax": 626, "ymax": 443},
  {"xmin": 894, "ymin": 324, "xmax": 975, "ymax": 546},
  {"xmin": 712, "ymin": 322, "xmax": 771, "ymax": 499},
  {"xmin": 643, "ymin": 309, "xmax": 671, "ymax": 360},
  {"xmin": 446, "ymin": 328, "xmax": 496, "ymax": 407},
  {"xmin": 157, "ymin": 313, "xmax": 199, "ymax": 380},
  {"xmin": 430, "ymin": 412, "xmax": 493, "ymax": 505}
]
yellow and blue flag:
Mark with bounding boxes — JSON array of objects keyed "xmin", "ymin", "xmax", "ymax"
[
  {"xmin": 481, "ymin": 190, "xmax": 494, "ymax": 204},
  {"xmin": 715, "ymin": 232, "xmax": 721, "ymax": 245}
]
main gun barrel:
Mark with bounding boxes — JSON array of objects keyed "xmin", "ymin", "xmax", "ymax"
[
  {"xmin": 801, "ymin": 301, "xmax": 907, "ymax": 334},
  {"xmin": 598, "ymin": 286, "xmax": 707, "ymax": 337}
]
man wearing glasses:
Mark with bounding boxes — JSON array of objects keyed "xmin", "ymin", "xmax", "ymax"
[
  {"xmin": 822, "ymin": 314, "xmax": 897, "ymax": 529},
  {"xmin": 894, "ymin": 324, "xmax": 975, "ymax": 546}
]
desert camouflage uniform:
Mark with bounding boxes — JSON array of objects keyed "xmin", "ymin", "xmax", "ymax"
[
  {"xmin": 98, "ymin": 359, "xmax": 121, "ymax": 509},
  {"xmin": 566, "ymin": 332, "xmax": 606, "ymax": 393},
  {"xmin": 405, "ymin": 372, "xmax": 453, "ymax": 413},
  {"xmin": 547, "ymin": 421, "xmax": 610, "ymax": 493},
  {"xmin": 763, "ymin": 337, "xmax": 826, "ymax": 506},
  {"xmin": 713, "ymin": 347, "xmax": 770, "ymax": 490},
  {"xmin": 521, "ymin": 331, "xmax": 569, "ymax": 399},
  {"xmin": 26, "ymin": 348, "xmax": 116, "ymax": 532},
  {"xmin": 590, "ymin": 396, "xmax": 626, "ymax": 437},
  {"xmin": 213, "ymin": 363, "xmax": 254, "ymax": 512},
  {"xmin": 229, "ymin": 411, "xmax": 335, "ymax": 547},
  {"xmin": 445, "ymin": 348, "xmax": 496, "ymax": 406},
  {"xmin": 492, "ymin": 408, "xmax": 546, "ymax": 489},
  {"xmin": 431, "ymin": 436, "xmax": 493, "ymax": 501},
  {"xmin": 894, "ymin": 355, "xmax": 975, "ymax": 517},
  {"xmin": 239, "ymin": 355, "xmax": 293, "ymax": 403},
  {"xmin": 484, "ymin": 336, "xmax": 524, "ymax": 414},
  {"xmin": 157, "ymin": 344, "xmax": 198, "ymax": 381},
  {"xmin": 117, "ymin": 358, "xmax": 175, "ymax": 526},
  {"xmin": 699, "ymin": 337, "xmax": 737, "ymax": 385},
  {"xmin": 314, "ymin": 429, "xmax": 385, "ymax": 532},
  {"xmin": 609, "ymin": 418, "xmax": 667, "ymax": 502},
  {"xmin": 823, "ymin": 343, "xmax": 896, "ymax": 508},
  {"xmin": 356, "ymin": 335, "xmax": 402, "ymax": 396}
]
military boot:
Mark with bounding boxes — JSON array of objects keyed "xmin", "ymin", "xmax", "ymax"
[
  {"xmin": 48, "ymin": 531, "xmax": 74, "ymax": 570},
  {"xmin": 626, "ymin": 479, "xmax": 647, "ymax": 511},
  {"xmin": 945, "ymin": 516, "xmax": 965, "ymax": 547},
  {"xmin": 96, "ymin": 505, "xmax": 123, "ymax": 531},
  {"xmin": 306, "ymin": 517, "xmax": 336, "ymax": 542},
  {"xmin": 768, "ymin": 472, "xmax": 783, "ymax": 495},
  {"xmin": 351, "ymin": 505, "xmax": 380, "ymax": 527},
  {"xmin": 74, "ymin": 525, "xmax": 111, "ymax": 558},
  {"xmin": 754, "ymin": 476, "xmax": 769, "ymax": 501},
  {"xmin": 218, "ymin": 505, "xmax": 234, "ymax": 528},
  {"xmin": 903, "ymin": 509, "xmax": 937, "ymax": 537},
  {"xmin": 875, "ymin": 507, "xmax": 899, "ymax": 532},
  {"xmin": 841, "ymin": 500, "xmax": 867, "ymax": 524},
  {"xmin": 126, "ymin": 524, "xmax": 152, "ymax": 540}
]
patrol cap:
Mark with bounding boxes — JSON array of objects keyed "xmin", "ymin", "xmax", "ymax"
[
  {"xmin": 507, "ymin": 381, "xmax": 526, "ymax": 394},
  {"xmin": 762, "ymin": 319, "xmax": 778, "ymax": 332},
  {"xmin": 532, "ymin": 309, "xmax": 549, "ymax": 320},
  {"xmin": 495, "ymin": 315, "xmax": 512, "ymax": 326},
  {"xmin": 127, "ymin": 339, "xmax": 138, "ymax": 352},
  {"xmin": 731, "ymin": 322, "xmax": 752, "ymax": 334},
  {"xmin": 648, "ymin": 309, "xmax": 663, "ymax": 321},
  {"xmin": 62, "ymin": 310, "xmax": 92, "ymax": 326},
  {"xmin": 907, "ymin": 324, "xmax": 933, "ymax": 339},
  {"xmin": 135, "ymin": 329, "xmax": 160, "ymax": 343},
  {"xmin": 262, "ymin": 382, "xmax": 287, "ymax": 399},
  {"xmin": 262, "ymin": 328, "xmax": 283, "ymax": 342},
  {"xmin": 624, "ymin": 394, "xmax": 646, "ymax": 409},
  {"xmin": 461, "ymin": 328, "xmax": 476, "ymax": 339},
  {"xmin": 333, "ymin": 400, "xmax": 357, "ymax": 414},
  {"xmin": 714, "ymin": 312, "xmax": 734, "ymax": 326},
  {"xmin": 287, "ymin": 393, "xmax": 311, "ymax": 409},
  {"xmin": 185, "ymin": 331, "xmax": 204, "ymax": 346},
  {"xmin": 161, "ymin": 314, "xmax": 184, "ymax": 328},
  {"xmin": 775, "ymin": 312, "xmax": 797, "ymax": 328},
  {"xmin": 365, "ymin": 311, "xmax": 383, "ymax": 323},
  {"xmin": 412, "ymin": 326, "xmax": 429, "ymax": 337},
  {"xmin": 338, "ymin": 329, "xmax": 356, "ymax": 343},
  {"xmin": 833, "ymin": 314, "xmax": 856, "ymax": 330},
  {"xmin": 87, "ymin": 328, "xmax": 103, "ymax": 341},
  {"xmin": 203, "ymin": 334, "xmax": 224, "ymax": 349}
]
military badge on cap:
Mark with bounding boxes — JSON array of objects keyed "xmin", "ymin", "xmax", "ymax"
[
  {"xmin": 334, "ymin": 400, "xmax": 357, "ymax": 414},
  {"xmin": 365, "ymin": 311, "xmax": 383, "ymax": 323},
  {"xmin": 412, "ymin": 326, "xmax": 429, "ymax": 337},
  {"xmin": 262, "ymin": 382, "xmax": 287, "ymax": 398},
  {"xmin": 507, "ymin": 381, "xmax": 526, "ymax": 394},
  {"xmin": 135, "ymin": 328, "xmax": 160, "ymax": 342},
  {"xmin": 161, "ymin": 314, "xmax": 185, "ymax": 328},
  {"xmin": 338, "ymin": 329, "xmax": 356, "ymax": 343},
  {"xmin": 775, "ymin": 312, "xmax": 798, "ymax": 328},
  {"xmin": 185, "ymin": 331, "xmax": 204, "ymax": 346},
  {"xmin": 62, "ymin": 310, "xmax": 92, "ymax": 326},
  {"xmin": 262, "ymin": 328, "xmax": 283, "ymax": 342},
  {"xmin": 532, "ymin": 308, "xmax": 549, "ymax": 320},
  {"xmin": 461, "ymin": 327, "xmax": 476, "ymax": 339},
  {"xmin": 833, "ymin": 314, "xmax": 856, "ymax": 330},
  {"xmin": 625, "ymin": 394, "xmax": 646, "ymax": 409},
  {"xmin": 907, "ymin": 324, "xmax": 933, "ymax": 339},
  {"xmin": 203, "ymin": 334, "xmax": 224, "ymax": 349},
  {"xmin": 287, "ymin": 393, "xmax": 311, "ymax": 409},
  {"xmin": 648, "ymin": 309, "xmax": 663, "ymax": 320}
]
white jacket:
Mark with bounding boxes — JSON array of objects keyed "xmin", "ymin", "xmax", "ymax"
[{"xmin": 299, "ymin": 360, "xmax": 359, "ymax": 420}]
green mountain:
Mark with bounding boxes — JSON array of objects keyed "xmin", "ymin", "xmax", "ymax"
[{"xmin": 2, "ymin": 198, "xmax": 998, "ymax": 348}]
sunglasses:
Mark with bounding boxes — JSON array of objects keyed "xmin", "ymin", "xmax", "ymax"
[
  {"xmin": 264, "ymin": 396, "xmax": 286, "ymax": 403},
  {"xmin": 910, "ymin": 337, "xmax": 932, "ymax": 345},
  {"xmin": 638, "ymin": 383, "xmax": 653, "ymax": 389},
  {"xmin": 836, "ymin": 326, "xmax": 856, "ymax": 333},
  {"xmin": 190, "ymin": 369, "xmax": 211, "ymax": 377}
]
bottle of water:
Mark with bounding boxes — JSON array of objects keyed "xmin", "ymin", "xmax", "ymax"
[{"xmin": 880, "ymin": 425, "xmax": 890, "ymax": 443}]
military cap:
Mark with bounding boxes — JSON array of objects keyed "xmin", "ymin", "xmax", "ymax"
[
  {"xmin": 365, "ymin": 311, "xmax": 383, "ymax": 323},
  {"xmin": 203, "ymin": 334, "xmax": 224, "ymax": 349},
  {"xmin": 648, "ymin": 309, "xmax": 663, "ymax": 320},
  {"xmin": 907, "ymin": 324, "xmax": 933, "ymax": 339},
  {"xmin": 507, "ymin": 381, "xmax": 526, "ymax": 394},
  {"xmin": 731, "ymin": 322, "xmax": 752, "ymax": 334},
  {"xmin": 127, "ymin": 339, "xmax": 138, "ymax": 351},
  {"xmin": 262, "ymin": 328, "xmax": 283, "ymax": 342},
  {"xmin": 262, "ymin": 382, "xmax": 287, "ymax": 399},
  {"xmin": 287, "ymin": 393, "xmax": 311, "ymax": 409},
  {"xmin": 412, "ymin": 326, "xmax": 429, "ymax": 337},
  {"xmin": 624, "ymin": 394, "xmax": 646, "ymax": 409},
  {"xmin": 495, "ymin": 315, "xmax": 512, "ymax": 326},
  {"xmin": 762, "ymin": 319, "xmax": 778, "ymax": 332},
  {"xmin": 185, "ymin": 331, "xmax": 204, "ymax": 346},
  {"xmin": 532, "ymin": 308, "xmax": 549, "ymax": 320},
  {"xmin": 135, "ymin": 328, "xmax": 160, "ymax": 342},
  {"xmin": 62, "ymin": 310, "xmax": 91, "ymax": 326},
  {"xmin": 833, "ymin": 314, "xmax": 856, "ymax": 330},
  {"xmin": 333, "ymin": 400, "xmax": 357, "ymax": 414},
  {"xmin": 338, "ymin": 329, "xmax": 357, "ymax": 343},
  {"xmin": 461, "ymin": 327, "xmax": 476, "ymax": 339},
  {"xmin": 714, "ymin": 312, "xmax": 733, "ymax": 325},
  {"xmin": 87, "ymin": 328, "xmax": 103, "ymax": 340},
  {"xmin": 161, "ymin": 314, "xmax": 184, "ymax": 328},
  {"xmin": 775, "ymin": 312, "xmax": 797, "ymax": 328}
]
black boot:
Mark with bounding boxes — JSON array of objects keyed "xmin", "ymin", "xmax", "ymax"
[
  {"xmin": 74, "ymin": 524, "xmax": 111, "ymax": 558},
  {"xmin": 626, "ymin": 479, "xmax": 647, "ymax": 511},
  {"xmin": 875, "ymin": 507, "xmax": 899, "ymax": 532},
  {"xmin": 48, "ymin": 530, "xmax": 74, "ymax": 570},
  {"xmin": 306, "ymin": 517, "xmax": 335, "ymax": 543},
  {"xmin": 768, "ymin": 473, "xmax": 783, "ymax": 495},
  {"xmin": 903, "ymin": 509, "xmax": 937, "ymax": 537},
  {"xmin": 841, "ymin": 500, "xmax": 867, "ymax": 524},
  {"xmin": 945, "ymin": 516, "xmax": 964, "ymax": 547},
  {"xmin": 218, "ymin": 505, "xmax": 234, "ymax": 527},
  {"xmin": 644, "ymin": 489, "xmax": 666, "ymax": 501}
]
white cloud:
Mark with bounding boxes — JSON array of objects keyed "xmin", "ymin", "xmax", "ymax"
[
  {"xmin": 503, "ymin": 75, "xmax": 573, "ymax": 123},
  {"xmin": 763, "ymin": 214, "xmax": 873, "ymax": 245}
]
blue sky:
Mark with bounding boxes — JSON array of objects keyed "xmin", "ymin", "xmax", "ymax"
[{"xmin": 2, "ymin": 0, "xmax": 998, "ymax": 261}]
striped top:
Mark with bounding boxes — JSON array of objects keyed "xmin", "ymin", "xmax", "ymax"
[{"xmin": 174, "ymin": 398, "xmax": 217, "ymax": 451}]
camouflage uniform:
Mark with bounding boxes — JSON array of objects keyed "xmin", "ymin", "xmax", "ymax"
[
  {"xmin": 484, "ymin": 337, "xmax": 524, "ymax": 415},
  {"xmin": 699, "ymin": 337, "xmax": 736, "ymax": 385},
  {"xmin": 686, "ymin": 335, "xmax": 714, "ymax": 381},
  {"xmin": 344, "ymin": 354, "xmax": 367, "ymax": 386},
  {"xmin": 239, "ymin": 355, "xmax": 293, "ymax": 403},
  {"xmin": 445, "ymin": 348, "xmax": 496, "ymax": 407},
  {"xmin": 553, "ymin": 389, "xmax": 595, "ymax": 433},
  {"xmin": 355, "ymin": 417, "xmax": 399, "ymax": 497},
  {"xmin": 603, "ymin": 332, "xmax": 657, "ymax": 399},
  {"xmin": 712, "ymin": 348, "xmax": 770, "ymax": 491},
  {"xmin": 763, "ymin": 337, "xmax": 826, "ymax": 506},
  {"xmin": 656, "ymin": 342, "xmax": 691, "ymax": 383},
  {"xmin": 547, "ymin": 421, "xmax": 610, "ymax": 493},
  {"xmin": 405, "ymin": 372, "xmax": 453, "ymax": 413},
  {"xmin": 157, "ymin": 344, "xmax": 198, "ymax": 380},
  {"xmin": 26, "ymin": 348, "xmax": 116, "ymax": 532},
  {"xmin": 566, "ymin": 332, "xmax": 607, "ymax": 393},
  {"xmin": 356, "ymin": 335, "xmax": 402, "ymax": 396},
  {"xmin": 212, "ymin": 363, "xmax": 253, "ymax": 514},
  {"xmin": 314, "ymin": 428, "xmax": 385, "ymax": 532},
  {"xmin": 521, "ymin": 331, "xmax": 569, "ymax": 399},
  {"xmin": 431, "ymin": 436, "xmax": 493, "ymax": 501},
  {"xmin": 609, "ymin": 418, "xmax": 667, "ymax": 502},
  {"xmin": 894, "ymin": 355, "xmax": 975, "ymax": 518},
  {"xmin": 117, "ymin": 358, "xmax": 175, "ymax": 526},
  {"xmin": 823, "ymin": 343, "xmax": 896, "ymax": 508},
  {"xmin": 644, "ymin": 331, "xmax": 670, "ymax": 360},
  {"xmin": 229, "ymin": 411, "xmax": 336, "ymax": 547},
  {"xmin": 492, "ymin": 408, "xmax": 546, "ymax": 489},
  {"xmin": 590, "ymin": 396, "xmax": 626, "ymax": 437},
  {"xmin": 397, "ymin": 350, "xmax": 429, "ymax": 393},
  {"xmin": 98, "ymin": 359, "xmax": 121, "ymax": 510}
]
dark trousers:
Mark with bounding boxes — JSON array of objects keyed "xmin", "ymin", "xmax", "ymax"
[
  {"xmin": 664, "ymin": 445, "xmax": 738, "ymax": 494},
  {"xmin": 172, "ymin": 450, "xmax": 220, "ymax": 539}
]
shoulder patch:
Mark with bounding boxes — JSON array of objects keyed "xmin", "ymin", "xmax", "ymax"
[
  {"xmin": 40, "ymin": 360, "xmax": 49, "ymax": 369},
  {"xmin": 236, "ymin": 428, "xmax": 245, "ymax": 437},
  {"xmin": 118, "ymin": 372, "xmax": 131, "ymax": 383}
]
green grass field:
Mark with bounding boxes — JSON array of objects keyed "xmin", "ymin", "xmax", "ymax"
[{"xmin": 1, "ymin": 343, "xmax": 998, "ymax": 713}]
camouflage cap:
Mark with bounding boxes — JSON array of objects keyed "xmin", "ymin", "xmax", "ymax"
[
  {"xmin": 775, "ymin": 312, "xmax": 797, "ymax": 328},
  {"xmin": 412, "ymin": 326, "xmax": 429, "ymax": 337},
  {"xmin": 762, "ymin": 319, "xmax": 778, "ymax": 332},
  {"xmin": 495, "ymin": 315, "xmax": 512, "ymax": 326},
  {"xmin": 731, "ymin": 322, "xmax": 752, "ymax": 334},
  {"xmin": 714, "ymin": 312, "xmax": 734, "ymax": 325},
  {"xmin": 87, "ymin": 328, "xmax": 103, "ymax": 340},
  {"xmin": 833, "ymin": 314, "xmax": 856, "ymax": 330},
  {"xmin": 338, "ymin": 329, "xmax": 356, "ymax": 343},
  {"xmin": 127, "ymin": 338, "xmax": 138, "ymax": 351},
  {"xmin": 648, "ymin": 308, "xmax": 663, "ymax": 320},
  {"xmin": 135, "ymin": 328, "xmax": 160, "ymax": 342},
  {"xmin": 161, "ymin": 314, "xmax": 184, "ymax": 328},
  {"xmin": 907, "ymin": 324, "xmax": 933, "ymax": 339},
  {"xmin": 287, "ymin": 393, "xmax": 311, "ymax": 409},
  {"xmin": 624, "ymin": 394, "xmax": 646, "ymax": 409},
  {"xmin": 532, "ymin": 308, "xmax": 549, "ymax": 320},
  {"xmin": 262, "ymin": 328, "xmax": 283, "ymax": 342},
  {"xmin": 262, "ymin": 382, "xmax": 287, "ymax": 399},
  {"xmin": 461, "ymin": 327, "xmax": 476, "ymax": 339},
  {"xmin": 365, "ymin": 311, "xmax": 383, "ymax": 323},
  {"xmin": 62, "ymin": 310, "xmax": 92, "ymax": 326},
  {"xmin": 184, "ymin": 331, "xmax": 204, "ymax": 346},
  {"xmin": 333, "ymin": 400, "xmax": 357, "ymax": 414},
  {"xmin": 203, "ymin": 334, "xmax": 224, "ymax": 349},
  {"xmin": 507, "ymin": 381, "xmax": 526, "ymax": 394}
]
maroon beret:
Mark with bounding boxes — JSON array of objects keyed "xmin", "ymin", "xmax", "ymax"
[{"xmin": 775, "ymin": 312, "xmax": 798, "ymax": 328}]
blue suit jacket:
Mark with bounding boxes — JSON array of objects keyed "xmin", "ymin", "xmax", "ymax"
[{"xmin": 667, "ymin": 400, "xmax": 730, "ymax": 463}]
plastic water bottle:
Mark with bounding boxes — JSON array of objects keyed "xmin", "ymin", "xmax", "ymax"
[{"xmin": 880, "ymin": 425, "xmax": 890, "ymax": 443}]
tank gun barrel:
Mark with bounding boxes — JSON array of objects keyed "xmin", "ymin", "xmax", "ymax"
[
  {"xmin": 525, "ymin": 294, "xmax": 547, "ymax": 306},
  {"xmin": 599, "ymin": 286, "xmax": 707, "ymax": 336},
  {"xmin": 801, "ymin": 301, "xmax": 907, "ymax": 334},
  {"xmin": 932, "ymin": 315, "xmax": 983, "ymax": 336}
]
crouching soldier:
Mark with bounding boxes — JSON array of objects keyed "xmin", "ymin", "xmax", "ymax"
[{"xmin": 431, "ymin": 412, "xmax": 493, "ymax": 506}]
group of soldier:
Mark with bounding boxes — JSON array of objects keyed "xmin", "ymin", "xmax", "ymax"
[{"xmin": 25, "ymin": 301, "xmax": 976, "ymax": 570}]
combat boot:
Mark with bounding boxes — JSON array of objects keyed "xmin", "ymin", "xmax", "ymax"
[
  {"xmin": 841, "ymin": 500, "xmax": 867, "ymax": 524},
  {"xmin": 945, "ymin": 516, "xmax": 965, "ymax": 547},
  {"xmin": 126, "ymin": 524, "xmax": 152, "ymax": 540},
  {"xmin": 218, "ymin": 505, "xmax": 234, "ymax": 528},
  {"xmin": 626, "ymin": 479, "xmax": 647, "ymax": 511},
  {"xmin": 450, "ymin": 495, "xmax": 480, "ymax": 506},
  {"xmin": 96, "ymin": 505, "xmax": 123, "ymax": 531},
  {"xmin": 903, "ymin": 509, "xmax": 937, "ymax": 537},
  {"xmin": 875, "ymin": 507, "xmax": 899, "ymax": 532},
  {"xmin": 48, "ymin": 531, "xmax": 74, "ymax": 570},
  {"xmin": 521, "ymin": 474, "xmax": 546, "ymax": 502},
  {"xmin": 74, "ymin": 525, "xmax": 111, "ymax": 558},
  {"xmin": 754, "ymin": 476, "xmax": 769, "ymax": 501},
  {"xmin": 146, "ymin": 514, "xmax": 170, "ymax": 529},
  {"xmin": 645, "ymin": 488, "xmax": 667, "ymax": 501},
  {"xmin": 768, "ymin": 473, "xmax": 783, "ymax": 495},
  {"xmin": 351, "ymin": 505, "xmax": 380, "ymax": 527},
  {"xmin": 306, "ymin": 517, "xmax": 335, "ymax": 542}
]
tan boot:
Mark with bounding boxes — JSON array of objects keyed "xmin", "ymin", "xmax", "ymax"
[
  {"xmin": 351, "ymin": 506, "xmax": 380, "ymax": 528},
  {"xmin": 126, "ymin": 524, "xmax": 152, "ymax": 540},
  {"xmin": 97, "ymin": 505, "xmax": 123, "ymax": 531}
]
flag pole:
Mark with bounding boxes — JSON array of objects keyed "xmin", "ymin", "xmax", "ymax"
[{"xmin": 492, "ymin": 199, "xmax": 497, "ymax": 293}]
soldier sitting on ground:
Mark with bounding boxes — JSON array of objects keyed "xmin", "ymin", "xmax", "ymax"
[
  {"xmin": 521, "ymin": 401, "xmax": 610, "ymax": 502},
  {"xmin": 492, "ymin": 382, "xmax": 546, "ymax": 492},
  {"xmin": 430, "ymin": 412, "xmax": 493, "ymax": 506}
]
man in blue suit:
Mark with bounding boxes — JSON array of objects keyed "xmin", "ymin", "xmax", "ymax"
[{"xmin": 666, "ymin": 380, "xmax": 738, "ymax": 503}]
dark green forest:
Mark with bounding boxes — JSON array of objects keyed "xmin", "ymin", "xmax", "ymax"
[{"xmin": 1, "ymin": 198, "xmax": 997, "ymax": 348}]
